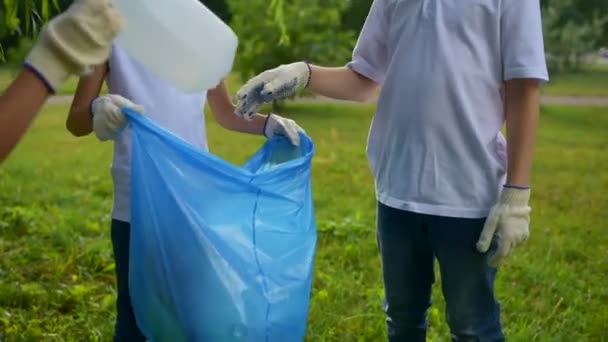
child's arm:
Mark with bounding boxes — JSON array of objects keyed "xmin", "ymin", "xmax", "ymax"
[
  {"xmin": 0, "ymin": 0, "xmax": 123, "ymax": 162},
  {"xmin": 207, "ymin": 80, "xmax": 302, "ymax": 146},
  {"xmin": 503, "ymin": 79, "xmax": 541, "ymax": 187},
  {"xmin": 0, "ymin": 69, "xmax": 52, "ymax": 162},
  {"xmin": 499, "ymin": 0, "xmax": 548, "ymax": 188},
  {"xmin": 207, "ymin": 80, "xmax": 267, "ymax": 134},
  {"xmin": 308, "ymin": 65, "xmax": 378, "ymax": 102},
  {"xmin": 234, "ymin": 63, "xmax": 378, "ymax": 119},
  {"xmin": 475, "ymin": 0, "xmax": 548, "ymax": 267},
  {"xmin": 68, "ymin": 69, "xmax": 143, "ymax": 142},
  {"xmin": 66, "ymin": 64, "xmax": 107, "ymax": 136}
]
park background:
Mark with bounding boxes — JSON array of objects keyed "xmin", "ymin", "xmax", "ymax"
[{"xmin": 0, "ymin": 0, "xmax": 607, "ymax": 341}]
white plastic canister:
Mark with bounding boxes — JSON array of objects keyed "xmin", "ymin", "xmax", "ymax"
[{"xmin": 112, "ymin": 0, "xmax": 238, "ymax": 93}]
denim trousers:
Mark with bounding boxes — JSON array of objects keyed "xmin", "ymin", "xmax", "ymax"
[
  {"xmin": 376, "ymin": 202, "xmax": 505, "ymax": 342},
  {"xmin": 111, "ymin": 219, "xmax": 147, "ymax": 342}
]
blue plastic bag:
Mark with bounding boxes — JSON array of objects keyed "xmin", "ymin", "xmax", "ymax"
[{"xmin": 123, "ymin": 109, "xmax": 317, "ymax": 341}]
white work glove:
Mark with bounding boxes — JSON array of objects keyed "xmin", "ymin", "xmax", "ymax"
[
  {"xmin": 476, "ymin": 187, "xmax": 531, "ymax": 267},
  {"xmin": 264, "ymin": 113, "xmax": 304, "ymax": 147},
  {"xmin": 24, "ymin": 0, "xmax": 124, "ymax": 92},
  {"xmin": 91, "ymin": 94, "xmax": 144, "ymax": 141},
  {"xmin": 235, "ymin": 62, "xmax": 311, "ymax": 119}
]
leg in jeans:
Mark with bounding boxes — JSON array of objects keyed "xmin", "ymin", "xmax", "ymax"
[
  {"xmin": 111, "ymin": 219, "xmax": 147, "ymax": 342},
  {"xmin": 377, "ymin": 202, "xmax": 435, "ymax": 342},
  {"xmin": 428, "ymin": 215, "xmax": 504, "ymax": 342}
]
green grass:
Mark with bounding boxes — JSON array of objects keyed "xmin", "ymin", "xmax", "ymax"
[
  {"xmin": 543, "ymin": 64, "xmax": 608, "ymax": 97},
  {"xmin": 1, "ymin": 102, "xmax": 607, "ymax": 341}
]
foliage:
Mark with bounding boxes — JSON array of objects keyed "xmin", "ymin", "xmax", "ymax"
[
  {"xmin": 201, "ymin": 0, "xmax": 232, "ymax": 23},
  {"xmin": 342, "ymin": 0, "xmax": 373, "ymax": 36},
  {"xmin": 0, "ymin": 0, "xmax": 62, "ymax": 61},
  {"xmin": 227, "ymin": 0, "xmax": 355, "ymax": 108},
  {"xmin": 3, "ymin": 37, "xmax": 33, "ymax": 67},
  {"xmin": 2, "ymin": 0, "xmax": 61, "ymax": 34},
  {"xmin": 542, "ymin": 0, "xmax": 608, "ymax": 73},
  {"xmin": 552, "ymin": 0, "xmax": 608, "ymax": 46}
]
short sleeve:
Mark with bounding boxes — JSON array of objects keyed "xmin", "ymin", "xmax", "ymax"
[
  {"xmin": 346, "ymin": 0, "xmax": 390, "ymax": 85},
  {"xmin": 501, "ymin": 0, "xmax": 549, "ymax": 82}
]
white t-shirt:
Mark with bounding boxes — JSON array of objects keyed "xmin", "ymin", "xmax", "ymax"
[
  {"xmin": 347, "ymin": 0, "xmax": 549, "ymax": 218},
  {"xmin": 106, "ymin": 45, "xmax": 208, "ymax": 222}
]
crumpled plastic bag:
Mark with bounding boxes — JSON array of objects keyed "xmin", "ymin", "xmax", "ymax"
[{"xmin": 123, "ymin": 108, "xmax": 317, "ymax": 341}]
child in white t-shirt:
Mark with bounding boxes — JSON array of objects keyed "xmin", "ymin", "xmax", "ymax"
[{"xmin": 235, "ymin": 1, "xmax": 549, "ymax": 340}]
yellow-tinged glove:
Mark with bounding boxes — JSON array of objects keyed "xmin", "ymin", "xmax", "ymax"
[
  {"xmin": 476, "ymin": 186, "xmax": 531, "ymax": 267},
  {"xmin": 24, "ymin": 0, "xmax": 124, "ymax": 92}
]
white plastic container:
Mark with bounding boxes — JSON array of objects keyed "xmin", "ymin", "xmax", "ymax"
[{"xmin": 112, "ymin": 0, "xmax": 238, "ymax": 93}]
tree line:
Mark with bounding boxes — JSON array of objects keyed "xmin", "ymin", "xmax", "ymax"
[{"xmin": 1, "ymin": 0, "xmax": 606, "ymax": 75}]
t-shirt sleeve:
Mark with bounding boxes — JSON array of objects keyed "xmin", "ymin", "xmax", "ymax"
[
  {"xmin": 501, "ymin": 0, "xmax": 549, "ymax": 82},
  {"xmin": 346, "ymin": 0, "xmax": 390, "ymax": 85}
]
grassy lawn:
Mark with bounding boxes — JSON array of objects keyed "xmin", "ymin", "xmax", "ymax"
[
  {"xmin": 1, "ymin": 101, "xmax": 607, "ymax": 341},
  {"xmin": 543, "ymin": 64, "xmax": 608, "ymax": 97}
]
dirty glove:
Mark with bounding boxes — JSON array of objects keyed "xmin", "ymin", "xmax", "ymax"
[
  {"xmin": 235, "ymin": 62, "xmax": 311, "ymax": 119},
  {"xmin": 264, "ymin": 113, "xmax": 304, "ymax": 147},
  {"xmin": 24, "ymin": 0, "xmax": 124, "ymax": 92},
  {"xmin": 476, "ymin": 186, "xmax": 531, "ymax": 267},
  {"xmin": 91, "ymin": 94, "xmax": 144, "ymax": 141}
]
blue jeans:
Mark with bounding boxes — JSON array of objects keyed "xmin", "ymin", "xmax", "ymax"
[
  {"xmin": 111, "ymin": 220, "xmax": 147, "ymax": 342},
  {"xmin": 376, "ymin": 202, "xmax": 504, "ymax": 342}
]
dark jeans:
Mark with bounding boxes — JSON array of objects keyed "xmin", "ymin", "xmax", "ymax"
[
  {"xmin": 111, "ymin": 219, "xmax": 147, "ymax": 342},
  {"xmin": 376, "ymin": 202, "xmax": 505, "ymax": 342}
]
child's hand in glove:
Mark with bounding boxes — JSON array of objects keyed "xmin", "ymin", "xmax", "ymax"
[
  {"xmin": 24, "ymin": 0, "xmax": 124, "ymax": 93},
  {"xmin": 263, "ymin": 114, "xmax": 304, "ymax": 147},
  {"xmin": 476, "ymin": 186, "xmax": 531, "ymax": 267},
  {"xmin": 91, "ymin": 94, "xmax": 144, "ymax": 141},
  {"xmin": 235, "ymin": 62, "xmax": 311, "ymax": 119}
]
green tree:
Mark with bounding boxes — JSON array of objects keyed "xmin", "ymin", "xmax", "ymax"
[
  {"xmin": 541, "ymin": 0, "xmax": 608, "ymax": 47},
  {"xmin": 2, "ymin": 0, "xmax": 59, "ymax": 34},
  {"xmin": 1, "ymin": 0, "xmax": 61, "ymax": 61},
  {"xmin": 542, "ymin": 0, "xmax": 608, "ymax": 72},
  {"xmin": 568, "ymin": 0, "xmax": 608, "ymax": 46},
  {"xmin": 201, "ymin": 0, "xmax": 231, "ymax": 24},
  {"xmin": 227, "ymin": 0, "xmax": 355, "ymax": 89},
  {"xmin": 342, "ymin": 0, "xmax": 372, "ymax": 36}
]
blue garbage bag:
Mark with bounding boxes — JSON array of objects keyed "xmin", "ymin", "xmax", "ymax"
[{"xmin": 123, "ymin": 108, "xmax": 317, "ymax": 342}]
